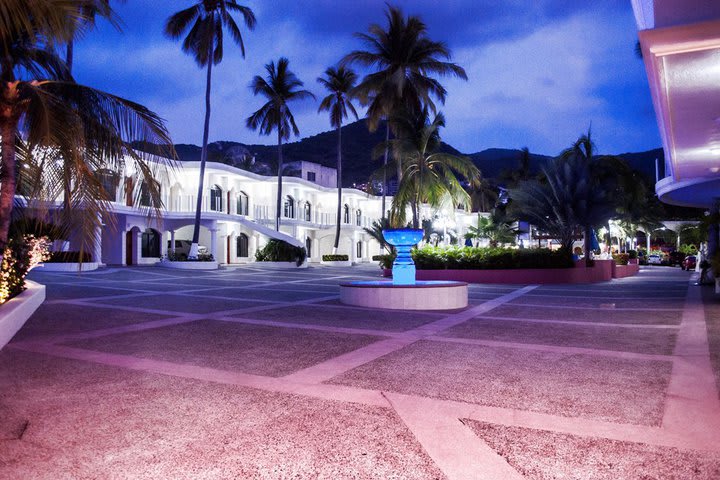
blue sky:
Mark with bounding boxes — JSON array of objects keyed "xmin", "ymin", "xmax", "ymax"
[{"xmin": 72, "ymin": 0, "xmax": 661, "ymax": 156}]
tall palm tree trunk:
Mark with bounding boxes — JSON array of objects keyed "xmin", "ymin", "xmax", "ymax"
[
  {"xmin": 275, "ymin": 128, "xmax": 283, "ymax": 231},
  {"xmin": 190, "ymin": 45, "xmax": 213, "ymax": 258},
  {"xmin": 0, "ymin": 118, "xmax": 18, "ymax": 255},
  {"xmin": 66, "ymin": 41, "xmax": 74, "ymax": 73},
  {"xmin": 381, "ymin": 122, "xmax": 388, "ymax": 219},
  {"xmin": 333, "ymin": 124, "xmax": 342, "ymax": 251},
  {"xmin": 584, "ymin": 225, "xmax": 593, "ymax": 267}
]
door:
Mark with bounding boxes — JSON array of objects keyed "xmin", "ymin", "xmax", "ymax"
[{"xmin": 125, "ymin": 231, "xmax": 133, "ymax": 265}]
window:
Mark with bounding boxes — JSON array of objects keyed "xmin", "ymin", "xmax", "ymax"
[
  {"xmin": 139, "ymin": 180, "xmax": 159, "ymax": 207},
  {"xmin": 96, "ymin": 169, "xmax": 119, "ymax": 201},
  {"xmin": 236, "ymin": 191, "xmax": 249, "ymax": 215},
  {"xmin": 306, "ymin": 172, "xmax": 316, "ymax": 182},
  {"xmin": 356, "ymin": 209, "xmax": 362, "ymax": 226},
  {"xmin": 210, "ymin": 185, "xmax": 223, "ymax": 212},
  {"xmin": 236, "ymin": 234, "xmax": 249, "ymax": 258},
  {"xmin": 343, "ymin": 204, "xmax": 350, "ymax": 224},
  {"xmin": 284, "ymin": 196, "xmax": 295, "ymax": 218},
  {"xmin": 141, "ymin": 229, "xmax": 160, "ymax": 258},
  {"xmin": 303, "ymin": 201, "xmax": 312, "ymax": 222},
  {"xmin": 305, "ymin": 237, "xmax": 312, "ymax": 258},
  {"xmin": 356, "ymin": 241, "xmax": 362, "ymax": 259}
]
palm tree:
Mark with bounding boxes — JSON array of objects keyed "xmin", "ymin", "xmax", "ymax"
[
  {"xmin": 0, "ymin": 2, "xmax": 174, "ymax": 259},
  {"xmin": 468, "ymin": 176, "xmax": 498, "ymax": 213},
  {"xmin": 65, "ymin": 1, "xmax": 120, "ymax": 73},
  {"xmin": 247, "ymin": 58, "xmax": 315, "ymax": 231},
  {"xmin": 380, "ymin": 108, "xmax": 479, "ymax": 228},
  {"xmin": 165, "ymin": 0, "xmax": 256, "ymax": 258},
  {"xmin": 363, "ymin": 218, "xmax": 393, "ymax": 254},
  {"xmin": 466, "ymin": 213, "xmax": 516, "ymax": 247},
  {"xmin": 317, "ymin": 66, "xmax": 359, "ymax": 253},
  {"xmin": 342, "ymin": 5, "xmax": 467, "ymax": 218}
]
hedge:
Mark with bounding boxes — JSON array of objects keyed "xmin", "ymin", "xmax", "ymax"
[
  {"xmin": 322, "ymin": 254, "xmax": 349, "ymax": 262},
  {"xmin": 46, "ymin": 251, "xmax": 93, "ymax": 263},
  {"xmin": 255, "ymin": 239, "xmax": 306, "ymax": 266},
  {"xmin": 411, "ymin": 246, "xmax": 573, "ymax": 270}
]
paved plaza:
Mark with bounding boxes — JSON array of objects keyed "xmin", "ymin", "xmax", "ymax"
[{"xmin": 1, "ymin": 265, "xmax": 720, "ymax": 479}]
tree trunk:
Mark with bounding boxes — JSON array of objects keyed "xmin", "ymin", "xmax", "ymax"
[
  {"xmin": 189, "ymin": 46, "xmax": 214, "ymax": 258},
  {"xmin": 0, "ymin": 118, "xmax": 18, "ymax": 256},
  {"xmin": 275, "ymin": 128, "xmax": 283, "ymax": 231},
  {"xmin": 585, "ymin": 225, "xmax": 593, "ymax": 267},
  {"xmin": 333, "ymin": 124, "xmax": 342, "ymax": 251},
  {"xmin": 381, "ymin": 122, "xmax": 389, "ymax": 220}
]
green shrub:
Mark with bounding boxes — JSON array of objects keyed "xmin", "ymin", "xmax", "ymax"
[
  {"xmin": 374, "ymin": 253, "xmax": 395, "ymax": 270},
  {"xmin": 627, "ymin": 250, "xmax": 638, "ymax": 259},
  {"xmin": 410, "ymin": 246, "xmax": 573, "ymax": 270},
  {"xmin": 1, "ymin": 235, "xmax": 50, "ymax": 304},
  {"xmin": 322, "ymin": 254, "xmax": 349, "ymax": 262},
  {"xmin": 166, "ymin": 251, "xmax": 214, "ymax": 262},
  {"xmin": 612, "ymin": 253, "xmax": 630, "ymax": 265},
  {"xmin": 46, "ymin": 251, "xmax": 93, "ymax": 263},
  {"xmin": 255, "ymin": 239, "xmax": 306, "ymax": 266}
]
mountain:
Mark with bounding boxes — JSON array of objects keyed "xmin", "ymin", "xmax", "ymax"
[{"xmin": 137, "ymin": 119, "xmax": 664, "ymax": 187}]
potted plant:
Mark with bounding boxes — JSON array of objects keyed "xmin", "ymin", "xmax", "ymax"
[{"xmin": 711, "ymin": 253, "xmax": 720, "ymax": 294}]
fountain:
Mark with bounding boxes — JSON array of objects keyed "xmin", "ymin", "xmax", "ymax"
[{"xmin": 339, "ymin": 228, "xmax": 468, "ymax": 310}]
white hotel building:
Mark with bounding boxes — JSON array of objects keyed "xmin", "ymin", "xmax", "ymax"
[{"xmin": 85, "ymin": 158, "xmax": 478, "ymax": 267}]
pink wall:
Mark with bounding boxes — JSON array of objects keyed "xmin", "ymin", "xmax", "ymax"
[{"xmin": 382, "ymin": 259, "xmax": 640, "ymax": 284}]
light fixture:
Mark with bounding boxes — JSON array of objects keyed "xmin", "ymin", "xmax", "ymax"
[{"xmin": 711, "ymin": 166, "xmax": 720, "ymax": 173}]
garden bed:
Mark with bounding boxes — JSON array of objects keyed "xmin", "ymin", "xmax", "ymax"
[
  {"xmin": 382, "ymin": 259, "xmax": 625, "ymax": 284},
  {"xmin": 321, "ymin": 260, "xmax": 352, "ymax": 267},
  {"xmin": 253, "ymin": 261, "xmax": 308, "ymax": 269},
  {"xmin": 0, "ymin": 280, "xmax": 45, "ymax": 349},
  {"xmin": 40, "ymin": 262, "xmax": 99, "ymax": 272},
  {"xmin": 159, "ymin": 260, "xmax": 219, "ymax": 270}
]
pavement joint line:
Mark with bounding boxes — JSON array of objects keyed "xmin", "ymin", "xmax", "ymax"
[
  {"xmin": 279, "ymin": 285, "xmax": 538, "ymax": 385},
  {"xmin": 468, "ymin": 315, "xmax": 681, "ymax": 329},
  {"xmin": 46, "ymin": 300, "xmax": 225, "ymax": 317},
  {"xmin": 660, "ymin": 275, "xmax": 720, "ymax": 443},
  {"xmin": 43, "ymin": 291, "xmax": 162, "ymax": 305},
  {"xmin": 500, "ymin": 302, "xmax": 684, "ymax": 312},
  {"xmin": 279, "ymin": 301, "xmax": 444, "ymax": 317},
  {"xmin": 520, "ymin": 293, "xmax": 687, "ymax": 300},
  {"xmin": 213, "ymin": 315, "xmax": 403, "ymax": 339},
  {"xmin": 425, "ymin": 335, "xmax": 674, "ymax": 361},
  {"xmin": 384, "ymin": 391, "xmax": 525, "ymax": 480}
]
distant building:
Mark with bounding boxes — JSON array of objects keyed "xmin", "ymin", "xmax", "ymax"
[{"xmin": 289, "ymin": 161, "xmax": 337, "ymax": 188}]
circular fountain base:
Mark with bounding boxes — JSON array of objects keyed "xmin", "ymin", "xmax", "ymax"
[{"xmin": 339, "ymin": 280, "xmax": 468, "ymax": 310}]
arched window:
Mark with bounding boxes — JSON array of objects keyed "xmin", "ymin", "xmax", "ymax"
[
  {"xmin": 343, "ymin": 204, "xmax": 350, "ymax": 224},
  {"xmin": 210, "ymin": 185, "xmax": 223, "ymax": 212},
  {"xmin": 236, "ymin": 191, "xmax": 249, "ymax": 215},
  {"xmin": 356, "ymin": 241, "xmax": 362, "ymax": 259},
  {"xmin": 96, "ymin": 169, "xmax": 119, "ymax": 201},
  {"xmin": 284, "ymin": 195, "xmax": 295, "ymax": 218},
  {"xmin": 139, "ymin": 180, "xmax": 159, "ymax": 207},
  {"xmin": 303, "ymin": 201, "xmax": 312, "ymax": 222},
  {"xmin": 141, "ymin": 229, "xmax": 160, "ymax": 257},
  {"xmin": 236, "ymin": 233, "xmax": 249, "ymax": 258},
  {"xmin": 356, "ymin": 209, "xmax": 362, "ymax": 226}
]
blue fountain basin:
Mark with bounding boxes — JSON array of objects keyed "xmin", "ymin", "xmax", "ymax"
[{"xmin": 382, "ymin": 228, "xmax": 424, "ymax": 246}]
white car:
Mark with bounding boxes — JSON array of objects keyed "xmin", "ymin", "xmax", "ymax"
[{"xmin": 647, "ymin": 254, "xmax": 663, "ymax": 265}]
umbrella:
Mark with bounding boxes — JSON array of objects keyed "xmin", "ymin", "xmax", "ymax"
[{"xmin": 590, "ymin": 229, "xmax": 600, "ymax": 251}]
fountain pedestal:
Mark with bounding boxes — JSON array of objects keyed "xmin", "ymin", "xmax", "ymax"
[{"xmin": 339, "ymin": 228, "xmax": 468, "ymax": 310}]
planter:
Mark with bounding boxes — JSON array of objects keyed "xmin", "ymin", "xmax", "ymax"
[
  {"xmin": 0, "ymin": 280, "xmax": 45, "ymax": 350},
  {"xmin": 253, "ymin": 261, "xmax": 308, "ymax": 269},
  {"xmin": 716, "ymin": 277, "xmax": 720, "ymax": 294},
  {"xmin": 159, "ymin": 260, "xmax": 219, "ymax": 270},
  {"xmin": 40, "ymin": 262, "xmax": 99, "ymax": 272},
  {"xmin": 611, "ymin": 262, "xmax": 640, "ymax": 279},
  {"xmin": 321, "ymin": 260, "xmax": 352, "ymax": 267},
  {"xmin": 383, "ymin": 228, "xmax": 423, "ymax": 285}
]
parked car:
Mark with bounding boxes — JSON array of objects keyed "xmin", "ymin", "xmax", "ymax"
[
  {"xmin": 647, "ymin": 254, "xmax": 663, "ymax": 265},
  {"xmin": 681, "ymin": 255, "xmax": 697, "ymax": 271},
  {"xmin": 167, "ymin": 240, "xmax": 208, "ymax": 259},
  {"xmin": 668, "ymin": 251, "xmax": 685, "ymax": 266}
]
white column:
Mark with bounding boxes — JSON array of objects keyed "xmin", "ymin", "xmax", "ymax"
[
  {"xmin": 210, "ymin": 229, "xmax": 218, "ymax": 260},
  {"xmin": 134, "ymin": 230, "xmax": 142, "ymax": 264},
  {"xmin": 170, "ymin": 230, "xmax": 176, "ymax": 254},
  {"xmin": 646, "ymin": 231, "xmax": 651, "ymax": 252},
  {"xmin": 93, "ymin": 221, "xmax": 103, "ymax": 266}
]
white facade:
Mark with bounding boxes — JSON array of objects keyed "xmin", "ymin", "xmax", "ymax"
[{"xmin": 65, "ymin": 158, "xmax": 478, "ymax": 266}]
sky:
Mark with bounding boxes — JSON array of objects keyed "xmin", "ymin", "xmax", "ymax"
[{"xmin": 72, "ymin": 0, "xmax": 661, "ymax": 157}]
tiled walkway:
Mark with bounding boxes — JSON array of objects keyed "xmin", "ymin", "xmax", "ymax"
[{"xmin": 1, "ymin": 265, "xmax": 719, "ymax": 479}]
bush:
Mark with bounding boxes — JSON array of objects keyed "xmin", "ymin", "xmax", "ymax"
[
  {"xmin": 374, "ymin": 253, "xmax": 395, "ymax": 270},
  {"xmin": 1, "ymin": 235, "xmax": 50, "ymax": 304},
  {"xmin": 627, "ymin": 250, "xmax": 638, "ymax": 259},
  {"xmin": 411, "ymin": 246, "xmax": 573, "ymax": 270},
  {"xmin": 255, "ymin": 239, "xmax": 306, "ymax": 266},
  {"xmin": 612, "ymin": 253, "xmax": 630, "ymax": 265},
  {"xmin": 46, "ymin": 251, "xmax": 93, "ymax": 263},
  {"xmin": 166, "ymin": 251, "xmax": 214, "ymax": 262},
  {"xmin": 322, "ymin": 254, "xmax": 349, "ymax": 262}
]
